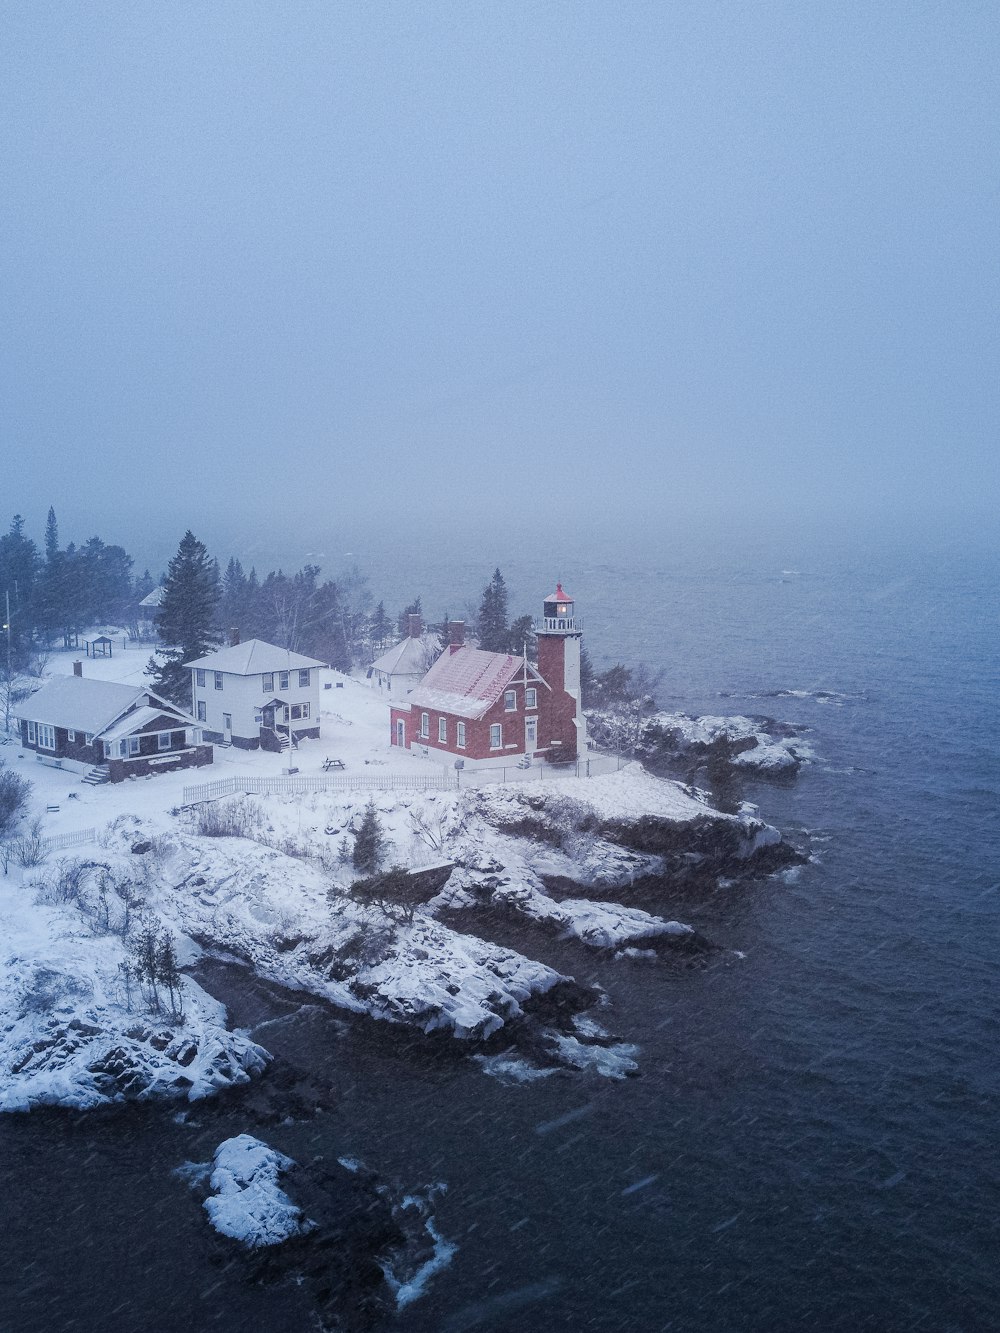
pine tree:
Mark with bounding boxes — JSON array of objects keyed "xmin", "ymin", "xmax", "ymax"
[
  {"xmin": 156, "ymin": 933, "xmax": 184, "ymax": 1017},
  {"xmin": 476, "ymin": 568, "xmax": 509, "ymax": 652},
  {"xmin": 353, "ymin": 800, "xmax": 387, "ymax": 876},
  {"xmin": 44, "ymin": 507, "xmax": 59, "ymax": 563},
  {"xmin": 369, "ymin": 600, "xmax": 392, "ymax": 656},
  {"xmin": 507, "ymin": 613, "xmax": 534, "ymax": 656},
  {"xmin": 147, "ymin": 531, "xmax": 219, "ymax": 703}
]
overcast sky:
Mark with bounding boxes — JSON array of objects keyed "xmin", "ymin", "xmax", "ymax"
[{"xmin": 2, "ymin": 2, "xmax": 997, "ymax": 568}]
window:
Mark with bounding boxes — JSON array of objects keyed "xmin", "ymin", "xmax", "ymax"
[
  {"xmin": 195, "ymin": 669, "xmax": 206, "ymax": 688},
  {"xmin": 196, "ymin": 700, "xmax": 207, "ymax": 722},
  {"xmin": 157, "ymin": 732, "xmax": 172, "ymax": 751},
  {"xmin": 254, "ymin": 709, "xmax": 263, "ymax": 724},
  {"xmin": 525, "ymin": 687, "xmax": 537, "ymax": 709},
  {"xmin": 37, "ymin": 724, "xmax": 55, "ymax": 750},
  {"xmin": 279, "ymin": 671, "xmax": 289, "ymax": 690},
  {"xmin": 214, "ymin": 672, "xmax": 224, "ymax": 691},
  {"xmin": 67, "ymin": 729, "xmax": 76, "ymax": 742},
  {"xmin": 490, "ymin": 723, "xmax": 502, "ymax": 749},
  {"xmin": 26, "ymin": 721, "xmax": 36, "ymax": 743},
  {"xmin": 457, "ymin": 721, "xmax": 466, "ymax": 748},
  {"xmin": 84, "ymin": 733, "xmax": 93, "ymax": 745},
  {"xmin": 262, "ymin": 673, "xmax": 274, "ymax": 692},
  {"xmin": 298, "ymin": 669, "xmax": 310, "ymax": 687},
  {"xmin": 504, "ymin": 690, "xmax": 516, "ymax": 711},
  {"xmin": 301, "ymin": 702, "xmax": 310, "ymax": 719},
  {"xmin": 438, "ymin": 717, "xmax": 447, "ymax": 742},
  {"xmin": 127, "ymin": 736, "xmax": 140, "ymax": 757},
  {"xmin": 420, "ymin": 712, "xmax": 429, "ymax": 738},
  {"xmin": 291, "ymin": 704, "xmax": 302, "ymax": 720}
]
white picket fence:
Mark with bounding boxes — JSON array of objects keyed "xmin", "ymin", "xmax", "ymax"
[
  {"xmin": 182, "ymin": 754, "xmax": 622, "ymax": 805},
  {"xmin": 42, "ymin": 827, "xmax": 97, "ymax": 853},
  {"xmin": 182, "ymin": 772, "xmax": 457, "ymax": 804}
]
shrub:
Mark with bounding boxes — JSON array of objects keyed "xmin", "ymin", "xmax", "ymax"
[
  {"xmin": 350, "ymin": 866, "xmax": 425, "ymax": 926},
  {"xmin": 352, "ymin": 800, "xmax": 387, "ymax": 876},
  {"xmin": 193, "ymin": 796, "xmax": 265, "ymax": 838}
]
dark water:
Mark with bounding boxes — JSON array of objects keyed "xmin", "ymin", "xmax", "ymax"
[{"xmin": 3, "ymin": 524, "xmax": 998, "ymax": 1331}]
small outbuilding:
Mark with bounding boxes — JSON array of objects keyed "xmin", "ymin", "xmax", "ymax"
[{"xmin": 368, "ymin": 614, "xmax": 441, "ymax": 695}]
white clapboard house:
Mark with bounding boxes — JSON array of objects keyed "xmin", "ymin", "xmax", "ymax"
[{"xmin": 185, "ymin": 637, "xmax": 325, "ymax": 751}]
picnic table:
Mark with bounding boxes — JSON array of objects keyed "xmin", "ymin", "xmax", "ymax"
[{"xmin": 322, "ymin": 757, "xmax": 345, "ymax": 772}]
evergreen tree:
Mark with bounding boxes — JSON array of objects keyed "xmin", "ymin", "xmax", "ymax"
[
  {"xmin": 352, "ymin": 799, "xmax": 387, "ymax": 876},
  {"xmin": 507, "ymin": 613, "xmax": 534, "ymax": 656},
  {"xmin": 476, "ymin": 568, "xmax": 509, "ymax": 652},
  {"xmin": 156, "ymin": 933, "xmax": 184, "ymax": 1017},
  {"xmin": 369, "ymin": 600, "xmax": 392, "ymax": 656},
  {"xmin": 579, "ymin": 645, "xmax": 597, "ymax": 707},
  {"xmin": 397, "ymin": 596, "xmax": 422, "ymax": 638},
  {"xmin": 44, "ymin": 507, "xmax": 59, "ymax": 563},
  {"xmin": 147, "ymin": 531, "xmax": 219, "ymax": 703}
]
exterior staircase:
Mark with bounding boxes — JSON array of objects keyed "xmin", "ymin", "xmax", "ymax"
[{"xmin": 81, "ymin": 764, "xmax": 110, "ymax": 786}]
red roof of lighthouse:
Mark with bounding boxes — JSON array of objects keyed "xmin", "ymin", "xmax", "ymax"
[{"xmin": 544, "ymin": 582, "xmax": 572, "ymax": 602}]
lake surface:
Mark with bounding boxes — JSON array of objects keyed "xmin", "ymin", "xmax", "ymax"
[{"xmin": 3, "ymin": 522, "xmax": 998, "ymax": 1332}]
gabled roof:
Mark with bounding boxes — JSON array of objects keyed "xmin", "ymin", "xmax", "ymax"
[
  {"xmin": 14, "ymin": 676, "xmax": 196, "ymax": 738},
  {"xmin": 407, "ymin": 647, "xmax": 524, "ymax": 720},
  {"xmin": 138, "ymin": 586, "xmax": 165, "ymax": 608},
  {"xmin": 101, "ymin": 703, "xmax": 198, "ymax": 744},
  {"xmin": 371, "ymin": 635, "xmax": 437, "ymax": 677},
  {"xmin": 184, "ymin": 639, "xmax": 326, "ymax": 674}
]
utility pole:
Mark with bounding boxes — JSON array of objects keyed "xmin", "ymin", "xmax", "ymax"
[{"xmin": 2, "ymin": 590, "xmax": 12, "ymax": 735}]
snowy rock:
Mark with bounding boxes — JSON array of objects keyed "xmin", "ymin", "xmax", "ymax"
[{"xmin": 204, "ymin": 1134, "xmax": 311, "ymax": 1248}]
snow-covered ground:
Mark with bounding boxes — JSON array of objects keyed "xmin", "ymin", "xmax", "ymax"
[{"xmin": 1, "ymin": 649, "xmax": 793, "ymax": 1112}]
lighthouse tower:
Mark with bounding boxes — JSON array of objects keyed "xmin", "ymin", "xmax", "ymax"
[{"xmin": 536, "ymin": 583, "xmax": 588, "ymax": 758}]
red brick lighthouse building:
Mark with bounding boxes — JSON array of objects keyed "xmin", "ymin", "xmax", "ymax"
[{"xmin": 389, "ymin": 583, "xmax": 588, "ymax": 767}]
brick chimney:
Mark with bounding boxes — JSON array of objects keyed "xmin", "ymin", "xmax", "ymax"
[
  {"xmin": 407, "ymin": 613, "xmax": 422, "ymax": 639},
  {"xmin": 448, "ymin": 620, "xmax": 465, "ymax": 653},
  {"xmin": 73, "ymin": 660, "xmax": 83, "ymax": 677},
  {"xmin": 229, "ymin": 627, "xmax": 241, "ymax": 647}
]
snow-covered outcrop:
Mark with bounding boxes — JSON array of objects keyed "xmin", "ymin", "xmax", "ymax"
[
  {"xmin": 202, "ymin": 1134, "xmax": 312, "ymax": 1247},
  {"xmin": 587, "ymin": 709, "xmax": 810, "ymax": 778},
  {"xmin": 0, "ymin": 880, "xmax": 269, "ymax": 1113}
]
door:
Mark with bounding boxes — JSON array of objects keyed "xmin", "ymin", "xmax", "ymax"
[
  {"xmin": 223, "ymin": 713, "xmax": 232, "ymax": 743},
  {"xmin": 396, "ymin": 719, "xmax": 405, "ymax": 748},
  {"xmin": 524, "ymin": 716, "xmax": 538, "ymax": 754}
]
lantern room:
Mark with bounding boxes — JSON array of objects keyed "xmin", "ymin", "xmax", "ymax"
[{"xmin": 541, "ymin": 583, "xmax": 577, "ymax": 633}]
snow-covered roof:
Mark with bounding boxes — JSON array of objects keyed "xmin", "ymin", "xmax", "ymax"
[
  {"xmin": 15, "ymin": 677, "xmax": 147, "ymax": 735},
  {"xmin": 184, "ymin": 639, "xmax": 326, "ymax": 674},
  {"xmin": 138, "ymin": 586, "xmax": 164, "ymax": 608},
  {"xmin": 407, "ymin": 647, "xmax": 522, "ymax": 720},
  {"xmin": 371, "ymin": 635, "xmax": 437, "ymax": 678},
  {"xmin": 543, "ymin": 583, "xmax": 573, "ymax": 603},
  {"xmin": 101, "ymin": 704, "xmax": 197, "ymax": 743},
  {"xmin": 15, "ymin": 677, "xmax": 198, "ymax": 738}
]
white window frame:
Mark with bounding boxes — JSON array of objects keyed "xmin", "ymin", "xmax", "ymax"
[
  {"xmin": 457, "ymin": 721, "xmax": 466, "ymax": 748},
  {"xmin": 279, "ymin": 671, "xmax": 289, "ymax": 690},
  {"xmin": 195, "ymin": 669, "xmax": 206, "ymax": 688},
  {"xmin": 37, "ymin": 723, "xmax": 56, "ymax": 750},
  {"xmin": 26, "ymin": 721, "xmax": 36, "ymax": 744},
  {"xmin": 196, "ymin": 700, "xmax": 207, "ymax": 722},
  {"xmin": 157, "ymin": 732, "xmax": 172, "ymax": 751},
  {"xmin": 127, "ymin": 736, "xmax": 141, "ymax": 757},
  {"xmin": 504, "ymin": 690, "xmax": 516, "ymax": 711},
  {"xmin": 298, "ymin": 669, "xmax": 310, "ymax": 687},
  {"xmin": 301, "ymin": 702, "xmax": 310, "ymax": 719},
  {"xmin": 84, "ymin": 732, "xmax": 94, "ymax": 745},
  {"xmin": 525, "ymin": 687, "xmax": 537, "ymax": 709},
  {"xmin": 438, "ymin": 717, "xmax": 447, "ymax": 742},
  {"xmin": 262, "ymin": 672, "xmax": 274, "ymax": 692},
  {"xmin": 214, "ymin": 672, "xmax": 224, "ymax": 691},
  {"xmin": 420, "ymin": 712, "xmax": 429, "ymax": 738},
  {"xmin": 67, "ymin": 729, "xmax": 76, "ymax": 742},
  {"xmin": 490, "ymin": 723, "xmax": 502, "ymax": 749},
  {"xmin": 291, "ymin": 704, "xmax": 302, "ymax": 720}
]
